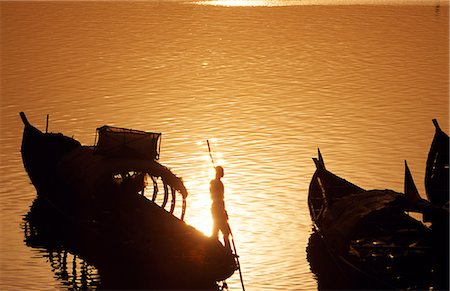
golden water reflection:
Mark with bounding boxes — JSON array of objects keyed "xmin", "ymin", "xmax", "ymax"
[
  {"xmin": 194, "ymin": 0, "xmax": 300, "ymax": 6},
  {"xmin": 184, "ymin": 146, "xmax": 229, "ymax": 237},
  {"xmin": 1, "ymin": 1, "xmax": 448, "ymax": 290}
]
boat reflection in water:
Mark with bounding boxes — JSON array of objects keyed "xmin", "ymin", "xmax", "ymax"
[
  {"xmin": 307, "ymin": 228, "xmax": 438, "ymax": 291},
  {"xmin": 23, "ymin": 196, "xmax": 196, "ymax": 290},
  {"xmin": 23, "ymin": 198, "xmax": 101, "ymax": 290},
  {"xmin": 25, "ymin": 196, "xmax": 224, "ymax": 290},
  {"xmin": 307, "ymin": 230, "xmax": 360, "ymax": 290}
]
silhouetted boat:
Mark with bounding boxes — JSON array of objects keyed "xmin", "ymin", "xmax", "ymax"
[
  {"xmin": 19, "ymin": 112, "xmax": 236, "ymax": 290},
  {"xmin": 425, "ymin": 119, "xmax": 449, "ymax": 209},
  {"xmin": 424, "ymin": 119, "xmax": 450, "ymax": 290},
  {"xmin": 308, "ymin": 150, "xmax": 444, "ymax": 290}
]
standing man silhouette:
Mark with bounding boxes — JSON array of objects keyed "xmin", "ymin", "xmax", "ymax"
[{"xmin": 210, "ymin": 166, "xmax": 231, "ymax": 252}]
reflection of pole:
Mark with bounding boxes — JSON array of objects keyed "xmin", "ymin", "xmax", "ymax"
[{"xmin": 229, "ymin": 226, "xmax": 245, "ymax": 291}]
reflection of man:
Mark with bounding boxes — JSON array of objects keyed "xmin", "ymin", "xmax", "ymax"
[{"xmin": 210, "ymin": 166, "xmax": 231, "ymax": 251}]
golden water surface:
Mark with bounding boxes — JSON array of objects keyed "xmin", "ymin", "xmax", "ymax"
[{"xmin": 1, "ymin": 1, "xmax": 448, "ymax": 290}]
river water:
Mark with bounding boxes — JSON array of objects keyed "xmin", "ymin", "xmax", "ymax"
[{"xmin": 1, "ymin": 1, "xmax": 448, "ymax": 290}]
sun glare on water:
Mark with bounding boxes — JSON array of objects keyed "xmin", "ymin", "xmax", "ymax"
[{"xmin": 194, "ymin": 0, "xmax": 303, "ymax": 6}]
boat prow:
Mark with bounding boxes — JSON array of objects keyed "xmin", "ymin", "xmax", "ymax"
[
  {"xmin": 308, "ymin": 149, "xmax": 365, "ymax": 227},
  {"xmin": 425, "ymin": 119, "xmax": 449, "ymax": 208}
]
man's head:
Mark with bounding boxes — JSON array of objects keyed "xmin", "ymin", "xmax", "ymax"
[{"xmin": 215, "ymin": 166, "xmax": 224, "ymax": 178}]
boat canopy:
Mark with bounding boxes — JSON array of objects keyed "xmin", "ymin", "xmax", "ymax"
[
  {"xmin": 322, "ymin": 190, "xmax": 404, "ymax": 250},
  {"xmin": 95, "ymin": 126, "xmax": 161, "ymax": 160}
]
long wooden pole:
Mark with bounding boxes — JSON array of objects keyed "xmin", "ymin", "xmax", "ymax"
[
  {"xmin": 45, "ymin": 114, "xmax": 49, "ymax": 133},
  {"xmin": 229, "ymin": 226, "xmax": 245, "ymax": 291},
  {"xmin": 206, "ymin": 139, "xmax": 215, "ymax": 167}
]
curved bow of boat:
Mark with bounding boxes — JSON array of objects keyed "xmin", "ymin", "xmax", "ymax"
[
  {"xmin": 308, "ymin": 149, "xmax": 365, "ymax": 227},
  {"xmin": 20, "ymin": 112, "xmax": 82, "ymax": 192},
  {"xmin": 425, "ymin": 119, "xmax": 449, "ymax": 208}
]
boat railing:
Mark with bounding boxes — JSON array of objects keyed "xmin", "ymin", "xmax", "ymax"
[{"xmin": 140, "ymin": 173, "xmax": 186, "ymax": 221}]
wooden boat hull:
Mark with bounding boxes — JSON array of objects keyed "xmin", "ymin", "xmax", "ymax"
[
  {"xmin": 307, "ymin": 150, "xmax": 442, "ymax": 290},
  {"xmin": 19, "ymin": 112, "xmax": 236, "ymax": 288}
]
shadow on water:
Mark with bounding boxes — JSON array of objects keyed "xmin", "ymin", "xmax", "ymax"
[
  {"xmin": 306, "ymin": 230, "xmax": 362, "ymax": 291},
  {"xmin": 23, "ymin": 198, "xmax": 158, "ymax": 290},
  {"xmin": 22, "ymin": 246, "xmax": 100, "ymax": 290},
  {"xmin": 22, "ymin": 196, "xmax": 225, "ymax": 291},
  {"xmin": 22, "ymin": 198, "xmax": 100, "ymax": 290}
]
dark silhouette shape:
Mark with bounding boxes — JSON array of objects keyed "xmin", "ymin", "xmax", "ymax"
[
  {"xmin": 19, "ymin": 112, "xmax": 236, "ymax": 289},
  {"xmin": 425, "ymin": 119, "xmax": 449, "ymax": 208},
  {"xmin": 424, "ymin": 119, "xmax": 449, "ymax": 290},
  {"xmin": 205, "ymin": 140, "xmax": 245, "ymax": 290},
  {"xmin": 307, "ymin": 149, "xmax": 447, "ymax": 290},
  {"xmin": 210, "ymin": 166, "xmax": 232, "ymax": 252},
  {"xmin": 404, "ymin": 160, "xmax": 421, "ymax": 204}
]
